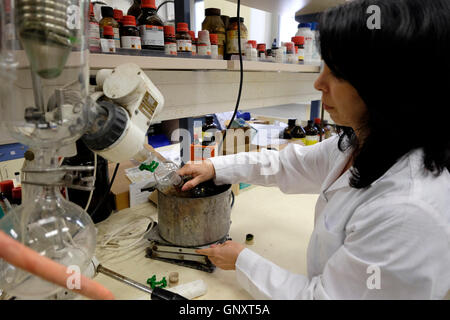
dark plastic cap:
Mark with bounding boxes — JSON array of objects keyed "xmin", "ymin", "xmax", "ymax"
[
  {"xmin": 205, "ymin": 8, "xmax": 221, "ymax": 16},
  {"xmin": 101, "ymin": 6, "xmax": 114, "ymax": 18},
  {"xmin": 230, "ymin": 17, "xmax": 244, "ymax": 23},
  {"xmin": 288, "ymin": 119, "xmax": 297, "ymax": 126}
]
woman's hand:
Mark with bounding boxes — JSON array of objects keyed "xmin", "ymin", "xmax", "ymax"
[
  {"xmin": 177, "ymin": 160, "xmax": 216, "ymax": 192},
  {"xmin": 196, "ymin": 241, "xmax": 245, "ymax": 270}
]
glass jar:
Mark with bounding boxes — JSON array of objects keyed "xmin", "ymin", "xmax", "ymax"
[
  {"xmin": 127, "ymin": 0, "xmax": 142, "ymax": 21},
  {"xmin": 138, "ymin": 0, "xmax": 164, "ymax": 50},
  {"xmin": 176, "ymin": 23, "xmax": 192, "ymax": 53},
  {"xmin": 226, "ymin": 17, "xmax": 248, "ymax": 58},
  {"xmin": 120, "ymin": 15, "xmax": 142, "ymax": 50},
  {"xmin": 202, "ymin": 8, "xmax": 226, "ymax": 59},
  {"xmin": 99, "ymin": 6, "xmax": 121, "ymax": 48},
  {"xmin": 164, "ymin": 25, "xmax": 177, "ymax": 56}
]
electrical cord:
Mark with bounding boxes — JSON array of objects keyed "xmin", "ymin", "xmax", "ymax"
[
  {"xmin": 218, "ymin": 0, "xmax": 243, "ymax": 152},
  {"xmin": 157, "ymin": 0, "xmax": 174, "ymax": 12},
  {"xmin": 90, "ymin": 162, "xmax": 119, "ymax": 220}
]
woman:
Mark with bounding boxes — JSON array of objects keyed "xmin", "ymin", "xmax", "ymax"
[{"xmin": 178, "ymin": 0, "xmax": 450, "ymax": 299}]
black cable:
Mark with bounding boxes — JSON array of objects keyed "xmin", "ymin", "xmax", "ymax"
[
  {"xmin": 90, "ymin": 162, "xmax": 120, "ymax": 219},
  {"xmin": 157, "ymin": 0, "xmax": 174, "ymax": 12},
  {"xmin": 219, "ymin": 0, "xmax": 243, "ymax": 153}
]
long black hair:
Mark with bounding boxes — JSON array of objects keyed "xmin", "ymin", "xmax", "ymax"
[{"xmin": 319, "ymin": 0, "xmax": 450, "ymax": 188}]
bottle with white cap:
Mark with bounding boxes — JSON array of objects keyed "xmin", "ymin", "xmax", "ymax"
[{"xmin": 198, "ymin": 30, "xmax": 212, "ymax": 56}]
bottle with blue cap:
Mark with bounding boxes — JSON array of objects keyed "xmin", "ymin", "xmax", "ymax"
[{"xmin": 295, "ymin": 23, "xmax": 314, "ymax": 64}]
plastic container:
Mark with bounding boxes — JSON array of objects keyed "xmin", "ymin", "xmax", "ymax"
[
  {"xmin": 296, "ymin": 23, "xmax": 314, "ymax": 63},
  {"xmin": 138, "ymin": 0, "xmax": 164, "ymax": 50},
  {"xmin": 88, "ymin": 3, "xmax": 101, "ymax": 52},
  {"xmin": 202, "ymin": 8, "xmax": 226, "ymax": 59},
  {"xmin": 189, "ymin": 31, "xmax": 197, "ymax": 55},
  {"xmin": 176, "ymin": 23, "xmax": 192, "ymax": 53},
  {"xmin": 164, "ymin": 25, "xmax": 177, "ymax": 56},
  {"xmin": 120, "ymin": 15, "xmax": 141, "ymax": 50},
  {"xmin": 210, "ymin": 34, "xmax": 219, "ymax": 59},
  {"xmin": 198, "ymin": 30, "xmax": 211, "ymax": 56},
  {"xmin": 100, "ymin": 6, "xmax": 121, "ymax": 48}
]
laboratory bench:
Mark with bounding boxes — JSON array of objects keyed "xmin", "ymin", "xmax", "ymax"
[{"xmin": 93, "ymin": 186, "xmax": 319, "ymax": 300}]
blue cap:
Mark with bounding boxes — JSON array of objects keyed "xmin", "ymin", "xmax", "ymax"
[
  {"xmin": 299, "ymin": 23, "xmax": 312, "ymax": 29},
  {"xmin": 311, "ymin": 22, "xmax": 319, "ymax": 30}
]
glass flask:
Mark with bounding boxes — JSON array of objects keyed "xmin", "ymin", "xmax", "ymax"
[{"xmin": 0, "ymin": 0, "xmax": 97, "ymax": 299}]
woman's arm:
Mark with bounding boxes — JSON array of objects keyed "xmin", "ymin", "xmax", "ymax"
[{"xmin": 208, "ymin": 136, "xmax": 338, "ymax": 194}]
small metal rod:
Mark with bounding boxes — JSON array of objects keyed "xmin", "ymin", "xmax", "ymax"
[
  {"xmin": 31, "ymin": 70, "xmax": 46, "ymax": 113},
  {"xmin": 97, "ymin": 264, "xmax": 153, "ymax": 295}
]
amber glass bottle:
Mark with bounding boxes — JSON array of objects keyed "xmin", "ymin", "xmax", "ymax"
[
  {"xmin": 138, "ymin": 0, "xmax": 164, "ymax": 50},
  {"xmin": 128, "ymin": 0, "xmax": 142, "ymax": 21},
  {"xmin": 99, "ymin": 6, "xmax": 121, "ymax": 48},
  {"xmin": 202, "ymin": 8, "xmax": 226, "ymax": 59}
]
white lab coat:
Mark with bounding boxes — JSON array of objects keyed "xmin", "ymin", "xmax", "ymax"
[{"xmin": 209, "ymin": 136, "xmax": 450, "ymax": 299}]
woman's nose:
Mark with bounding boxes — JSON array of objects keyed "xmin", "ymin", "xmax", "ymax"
[{"xmin": 314, "ymin": 72, "xmax": 327, "ymax": 93}]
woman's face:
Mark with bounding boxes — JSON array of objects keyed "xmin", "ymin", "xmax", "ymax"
[{"xmin": 314, "ymin": 64, "xmax": 368, "ymax": 132}]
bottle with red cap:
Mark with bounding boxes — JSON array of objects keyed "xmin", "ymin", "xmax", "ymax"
[
  {"xmin": 11, "ymin": 187, "xmax": 22, "ymax": 206},
  {"xmin": 257, "ymin": 44, "xmax": 266, "ymax": 60},
  {"xmin": 210, "ymin": 34, "xmax": 219, "ymax": 59},
  {"xmin": 245, "ymin": 40, "xmax": 257, "ymax": 61},
  {"xmin": 314, "ymin": 118, "xmax": 325, "ymax": 140},
  {"xmin": 113, "ymin": 9, "xmax": 124, "ymax": 26},
  {"xmin": 285, "ymin": 41, "xmax": 296, "ymax": 64},
  {"xmin": 99, "ymin": 6, "xmax": 121, "ymax": 48},
  {"xmin": 164, "ymin": 25, "xmax": 177, "ymax": 56},
  {"xmin": 100, "ymin": 25, "xmax": 116, "ymax": 53},
  {"xmin": 120, "ymin": 15, "xmax": 142, "ymax": 49},
  {"xmin": 0, "ymin": 180, "xmax": 14, "ymax": 202},
  {"xmin": 176, "ymin": 23, "xmax": 192, "ymax": 53},
  {"xmin": 197, "ymin": 30, "xmax": 211, "ymax": 56},
  {"xmin": 189, "ymin": 31, "xmax": 197, "ymax": 56},
  {"xmin": 88, "ymin": 3, "xmax": 101, "ymax": 52},
  {"xmin": 292, "ymin": 36, "xmax": 305, "ymax": 63},
  {"xmin": 138, "ymin": 0, "xmax": 164, "ymax": 50}
]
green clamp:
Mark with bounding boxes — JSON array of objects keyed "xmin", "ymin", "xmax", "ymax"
[
  {"xmin": 139, "ymin": 161, "xmax": 159, "ymax": 173},
  {"xmin": 147, "ymin": 275, "xmax": 167, "ymax": 289}
]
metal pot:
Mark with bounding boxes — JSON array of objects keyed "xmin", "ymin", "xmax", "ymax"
[{"xmin": 157, "ymin": 184, "xmax": 233, "ymax": 247}]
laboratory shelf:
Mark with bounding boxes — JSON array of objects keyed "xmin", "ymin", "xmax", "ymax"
[
  {"xmin": 227, "ymin": 60, "xmax": 320, "ymax": 73},
  {"xmin": 224, "ymin": 0, "xmax": 346, "ymax": 15}
]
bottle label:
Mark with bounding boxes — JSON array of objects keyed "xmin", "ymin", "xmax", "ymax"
[
  {"xmin": 211, "ymin": 45, "xmax": 219, "ymax": 59},
  {"xmin": 100, "ymin": 38, "xmax": 116, "ymax": 53},
  {"xmin": 226, "ymin": 30, "xmax": 248, "ymax": 54},
  {"xmin": 121, "ymin": 36, "xmax": 142, "ymax": 49},
  {"xmin": 114, "ymin": 28, "xmax": 121, "ymax": 48},
  {"xmin": 140, "ymin": 25, "xmax": 164, "ymax": 46},
  {"xmin": 177, "ymin": 39, "xmax": 192, "ymax": 52},
  {"xmin": 197, "ymin": 43, "xmax": 211, "ymax": 56},
  {"xmin": 217, "ymin": 33, "xmax": 226, "ymax": 56},
  {"xmin": 88, "ymin": 22, "xmax": 100, "ymax": 49},
  {"xmin": 192, "ymin": 44, "xmax": 197, "ymax": 55},
  {"xmin": 305, "ymin": 135, "xmax": 319, "ymax": 146},
  {"xmin": 164, "ymin": 43, "xmax": 177, "ymax": 55},
  {"xmin": 292, "ymin": 137, "xmax": 307, "ymax": 145},
  {"xmin": 138, "ymin": 91, "xmax": 159, "ymax": 120}
]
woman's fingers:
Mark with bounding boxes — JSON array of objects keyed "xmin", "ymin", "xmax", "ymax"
[{"xmin": 181, "ymin": 176, "xmax": 203, "ymax": 191}]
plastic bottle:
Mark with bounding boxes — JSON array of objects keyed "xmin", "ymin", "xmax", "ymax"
[
  {"xmin": 138, "ymin": 0, "xmax": 164, "ymax": 51},
  {"xmin": 164, "ymin": 25, "xmax": 177, "ymax": 56},
  {"xmin": 120, "ymin": 15, "xmax": 142, "ymax": 50},
  {"xmin": 100, "ymin": 25, "xmax": 116, "ymax": 53},
  {"xmin": 100, "ymin": 6, "xmax": 121, "ymax": 49},
  {"xmin": 304, "ymin": 120, "xmax": 319, "ymax": 145},
  {"xmin": 88, "ymin": 3, "xmax": 101, "ymax": 53},
  {"xmin": 285, "ymin": 42, "xmax": 296, "ymax": 64},
  {"xmin": 176, "ymin": 23, "xmax": 192, "ymax": 53},
  {"xmin": 246, "ymin": 40, "xmax": 257, "ymax": 61},
  {"xmin": 292, "ymin": 36, "xmax": 305, "ymax": 63},
  {"xmin": 197, "ymin": 30, "xmax": 211, "ymax": 56},
  {"xmin": 257, "ymin": 44, "xmax": 266, "ymax": 60},
  {"xmin": 189, "ymin": 31, "xmax": 198, "ymax": 56},
  {"xmin": 296, "ymin": 23, "xmax": 313, "ymax": 64},
  {"xmin": 210, "ymin": 34, "xmax": 219, "ymax": 59},
  {"xmin": 311, "ymin": 22, "xmax": 321, "ymax": 64}
]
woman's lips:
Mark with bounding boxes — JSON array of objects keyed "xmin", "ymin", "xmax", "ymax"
[{"xmin": 323, "ymin": 103, "xmax": 334, "ymax": 111}]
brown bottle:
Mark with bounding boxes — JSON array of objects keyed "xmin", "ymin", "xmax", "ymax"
[
  {"xmin": 304, "ymin": 120, "xmax": 319, "ymax": 146},
  {"xmin": 99, "ymin": 6, "xmax": 121, "ymax": 48},
  {"xmin": 202, "ymin": 115, "xmax": 218, "ymax": 146},
  {"xmin": 202, "ymin": 8, "xmax": 226, "ymax": 59},
  {"xmin": 138, "ymin": 0, "xmax": 164, "ymax": 50},
  {"xmin": 128, "ymin": 0, "xmax": 142, "ymax": 21},
  {"xmin": 283, "ymin": 119, "xmax": 297, "ymax": 139},
  {"xmin": 176, "ymin": 23, "xmax": 192, "ymax": 53}
]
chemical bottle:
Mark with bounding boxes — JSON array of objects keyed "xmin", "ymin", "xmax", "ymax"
[
  {"xmin": 296, "ymin": 23, "xmax": 313, "ymax": 64},
  {"xmin": 322, "ymin": 120, "xmax": 333, "ymax": 139},
  {"xmin": 120, "ymin": 15, "xmax": 142, "ymax": 50},
  {"xmin": 304, "ymin": 120, "xmax": 319, "ymax": 145},
  {"xmin": 176, "ymin": 23, "xmax": 192, "ymax": 53},
  {"xmin": 202, "ymin": 115, "xmax": 218, "ymax": 146},
  {"xmin": 257, "ymin": 44, "xmax": 266, "ymax": 60},
  {"xmin": 164, "ymin": 25, "xmax": 177, "ymax": 56},
  {"xmin": 88, "ymin": 3, "xmax": 101, "ymax": 52},
  {"xmin": 283, "ymin": 119, "xmax": 296, "ymax": 139},
  {"xmin": 292, "ymin": 124, "xmax": 307, "ymax": 145},
  {"xmin": 202, "ymin": 8, "xmax": 226, "ymax": 60},
  {"xmin": 292, "ymin": 36, "xmax": 305, "ymax": 63},
  {"xmin": 138, "ymin": 0, "xmax": 164, "ymax": 51},
  {"xmin": 311, "ymin": 22, "xmax": 321, "ymax": 64},
  {"xmin": 100, "ymin": 25, "xmax": 116, "ymax": 53},
  {"xmin": 127, "ymin": 0, "xmax": 142, "ymax": 21},
  {"xmin": 314, "ymin": 118, "xmax": 325, "ymax": 140},
  {"xmin": 113, "ymin": 9, "xmax": 123, "ymax": 27},
  {"xmin": 99, "ymin": 6, "xmax": 120, "ymax": 49},
  {"xmin": 198, "ymin": 30, "xmax": 211, "ymax": 56},
  {"xmin": 189, "ymin": 31, "xmax": 198, "ymax": 55},
  {"xmin": 210, "ymin": 34, "xmax": 219, "ymax": 59}
]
